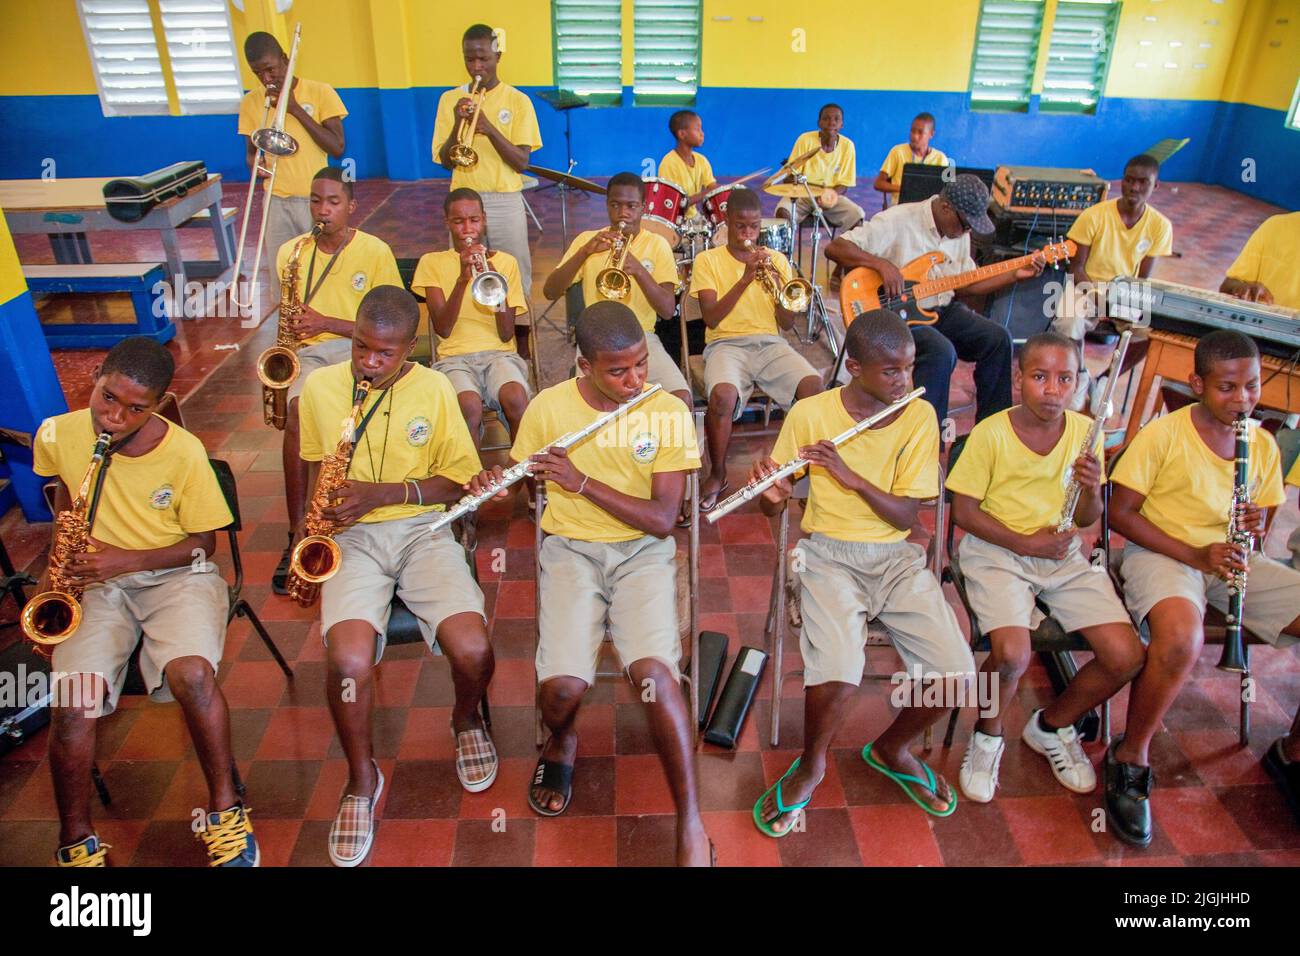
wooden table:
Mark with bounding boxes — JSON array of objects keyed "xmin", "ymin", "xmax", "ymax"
[
  {"xmin": 1124, "ymin": 329, "xmax": 1300, "ymax": 443},
  {"xmin": 0, "ymin": 173, "xmax": 234, "ymax": 301}
]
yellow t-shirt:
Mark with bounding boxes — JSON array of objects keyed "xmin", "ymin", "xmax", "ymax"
[
  {"xmin": 771, "ymin": 389, "xmax": 939, "ymax": 543},
  {"xmin": 237, "ymin": 78, "xmax": 348, "ymax": 199},
  {"xmin": 1225, "ymin": 211, "xmax": 1300, "ymax": 311},
  {"xmin": 560, "ymin": 228, "xmax": 678, "ymax": 333},
  {"xmin": 658, "ymin": 149, "xmax": 715, "ymax": 218},
  {"xmin": 1067, "ymin": 199, "xmax": 1173, "ymax": 284},
  {"xmin": 1110, "ymin": 405, "xmax": 1286, "ymax": 550},
  {"xmin": 298, "ymin": 362, "xmax": 480, "ymax": 524},
  {"xmin": 32, "ymin": 409, "xmax": 231, "ymax": 554},
  {"xmin": 689, "ymin": 245, "xmax": 792, "ymax": 344},
  {"xmin": 788, "ymin": 131, "xmax": 856, "ymax": 190},
  {"xmin": 879, "ymin": 143, "xmax": 951, "ymax": 207},
  {"xmin": 511, "ymin": 380, "xmax": 700, "ymax": 543},
  {"xmin": 945, "ymin": 409, "xmax": 1104, "ymax": 536},
  {"xmin": 275, "ymin": 229, "xmax": 402, "ymax": 347},
  {"xmin": 431, "ymin": 81, "xmax": 542, "ymax": 193},
  {"xmin": 412, "ymin": 249, "xmax": 526, "ymax": 357}
]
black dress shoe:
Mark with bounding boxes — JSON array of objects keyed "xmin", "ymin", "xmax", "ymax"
[
  {"xmin": 271, "ymin": 543, "xmax": 292, "ymax": 596},
  {"xmin": 1104, "ymin": 739, "xmax": 1153, "ymax": 847},
  {"xmin": 1262, "ymin": 739, "xmax": 1300, "ymax": 826}
]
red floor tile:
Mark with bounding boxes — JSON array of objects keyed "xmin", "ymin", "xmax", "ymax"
[{"xmin": 533, "ymin": 815, "xmax": 619, "ymax": 867}]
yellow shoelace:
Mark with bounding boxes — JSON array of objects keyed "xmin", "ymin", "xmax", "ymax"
[{"xmin": 200, "ymin": 807, "xmax": 253, "ymax": 867}]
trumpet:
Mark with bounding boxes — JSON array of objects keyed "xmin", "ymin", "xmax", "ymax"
[
  {"xmin": 232, "ymin": 24, "xmax": 304, "ymax": 312},
  {"xmin": 448, "ymin": 75, "xmax": 485, "ymax": 170},
  {"xmin": 257, "ymin": 223, "xmax": 321, "ymax": 429},
  {"xmin": 595, "ymin": 222, "xmax": 633, "ymax": 300},
  {"xmin": 1218, "ymin": 414, "xmax": 1254, "ymax": 673},
  {"xmin": 708, "ymin": 387, "xmax": 925, "ymax": 523},
  {"xmin": 286, "ymin": 379, "xmax": 372, "ymax": 606},
  {"xmin": 464, "ymin": 240, "xmax": 509, "ymax": 309},
  {"xmin": 22, "ymin": 431, "xmax": 113, "ymax": 650},
  {"xmin": 744, "ymin": 239, "xmax": 811, "ymax": 313}
]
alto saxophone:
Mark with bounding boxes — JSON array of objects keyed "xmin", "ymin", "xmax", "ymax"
[
  {"xmin": 258, "ymin": 223, "xmax": 322, "ymax": 429},
  {"xmin": 21, "ymin": 431, "xmax": 113, "ymax": 653},
  {"xmin": 286, "ymin": 379, "xmax": 372, "ymax": 607}
]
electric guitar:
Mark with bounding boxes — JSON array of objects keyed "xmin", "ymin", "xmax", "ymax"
[{"xmin": 839, "ymin": 239, "xmax": 1076, "ymax": 326}]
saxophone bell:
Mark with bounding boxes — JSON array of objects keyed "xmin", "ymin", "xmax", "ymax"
[{"xmin": 20, "ymin": 591, "xmax": 83, "ymax": 647}]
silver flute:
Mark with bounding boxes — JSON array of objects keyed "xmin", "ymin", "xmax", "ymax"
[
  {"xmin": 1056, "ymin": 330, "xmax": 1131, "ymax": 532},
  {"xmin": 429, "ymin": 383, "xmax": 664, "ymax": 533},
  {"xmin": 707, "ymin": 387, "xmax": 926, "ymax": 523}
]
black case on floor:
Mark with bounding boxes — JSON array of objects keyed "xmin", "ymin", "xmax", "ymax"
[
  {"xmin": 704, "ymin": 645, "xmax": 768, "ymax": 749},
  {"xmin": 0, "ymin": 640, "xmax": 52, "ymax": 757},
  {"xmin": 681, "ymin": 631, "xmax": 729, "ymax": 729}
]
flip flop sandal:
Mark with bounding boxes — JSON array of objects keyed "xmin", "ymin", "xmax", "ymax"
[
  {"xmin": 698, "ymin": 480, "xmax": 731, "ymax": 514},
  {"xmin": 862, "ymin": 743, "xmax": 957, "ymax": 818},
  {"xmin": 527, "ymin": 756, "xmax": 575, "ymax": 817},
  {"xmin": 752, "ymin": 757, "xmax": 817, "ymax": 838}
]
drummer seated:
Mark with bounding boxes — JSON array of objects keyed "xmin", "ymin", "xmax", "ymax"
[
  {"xmin": 775, "ymin": 104, "xmax": 865, "ymax": 234},
  {"xmin": 689, "ymin": 188, "xmax": 823, "ymax": 509},
  {"xmin": 658, "ymin": 110, "xmax": 717, "ymax": 220}
]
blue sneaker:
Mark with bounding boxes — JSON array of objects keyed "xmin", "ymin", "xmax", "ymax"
[
  {"xmin": 56, "ymin": 834, "xmax": 109, "ymax": 867},
  {"xmin": 200, "ymin": 805, "xmax": 260, "ymax": 867}
]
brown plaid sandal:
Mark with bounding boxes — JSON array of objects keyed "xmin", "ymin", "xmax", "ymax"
[
  {"xmin": 452, "ymin": 725, "xmax": 499, "ymax": 793},
  {"xmin": 328, "ymin": 761, "xmax": 384, "ymax": 868}
]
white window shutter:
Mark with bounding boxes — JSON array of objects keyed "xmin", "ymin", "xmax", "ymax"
[
  {"xmin": 78, "ymin": 0, "xmax": 169, "ymax": 116},
  {"xmin": 158, "ymin": 0, "xmax": 243, "ymax": 115}
]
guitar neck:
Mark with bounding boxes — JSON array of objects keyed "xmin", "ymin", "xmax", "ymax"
[{"xmin": 911, "ymin": 250, "xmax": 1042, "ymax": 299}]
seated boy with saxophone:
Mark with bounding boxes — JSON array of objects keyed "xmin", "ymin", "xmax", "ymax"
[
  {"xmin": 1108, "ymin": 330, "xmax": 1300, "ymax": 847},
  {"xmin": 32, "ymin": 337, "xmax": 254, "ymax": 868},
  {"xmin": 297, "ymin": 286, "xmax": 497, "ymax": 867},
  {"xmin": 414, "ymin": 187, "xmax": 531, "ymax": 453},
  {"xmin": 945, "ymin": 332, "xmax": 1143, "ymax": 806}
]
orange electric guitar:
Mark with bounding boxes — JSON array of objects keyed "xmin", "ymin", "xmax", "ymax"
[{"xmin": 839, "ymin": 239, "xmax": 1076, "ymax": 326}]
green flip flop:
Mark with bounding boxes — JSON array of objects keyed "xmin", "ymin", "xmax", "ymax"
[
  {"xmin": 862, "ymin": 743, "xmax": 957, "ymax": 818},
  {"xmin": 753, "ymin": 758, "xmax": 815, "ymax": 838}
]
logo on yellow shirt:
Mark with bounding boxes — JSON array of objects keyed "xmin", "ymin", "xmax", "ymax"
[
  {"xmin": 498, "ymin": 108, "xmax": 512, "ymax": 125},
  {"xmin": 406, "ymin": 416, "xmax": 432, "ymax": 447},
  {"xmin": 630, "ymin": 431, "xmax": 659, "ymax": 464},
  {"xmin": 350, "ymin": 271, "xmax": 367, "ymax": 292},
  {"xmin": 302, "ymin": 103, "xmax": 315, "ymax": 117},
  {"xmin": 149, "ymin": 485, "xmax": 174, "ymax": 510},
  {"xmin": 640, "ymin": 258, "xmax": 653, "ymax": 272},
  {"xmin": 1136, "ymin": 238, "xmax": 1151, "ymax": 255}
]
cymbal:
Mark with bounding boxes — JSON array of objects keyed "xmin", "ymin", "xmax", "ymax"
[
  {"xmin": 525, "ymin": 165, "xmax": 607, "ymax": 195},
  {"xmin": 762, "ymin": 147, "xmax": 819, "ymax": 188},
  {"xmin": 764, "ymin": 182, "xmax": 826, "ymax": 199}
]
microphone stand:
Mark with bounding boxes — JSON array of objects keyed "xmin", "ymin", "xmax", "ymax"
[{"xmin": 791, "ymin": 171, "xmax": 840, "ymax": 359}]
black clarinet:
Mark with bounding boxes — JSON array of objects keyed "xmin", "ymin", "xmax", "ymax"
[{"xmin": 1217, "ymin": 415, "xmax": 1253, "ymax": 673}]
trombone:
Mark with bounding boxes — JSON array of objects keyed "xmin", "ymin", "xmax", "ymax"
[
  {"xmin": 448, "ymin": 75, "xmax": 485, "ymax": 170},
  {"xmin": 595, "ymin": 222, "xmax": 633, "ymax": 300},
  {"xmin": 743, "ymin": 239, "xmax": 812, "ymax": 313},
  {"xmin": 466, "ymin": 241, "xmax": 509, "ymax": 309},
  {"xmin": 231, "ymin": 24, "xmax": 304, "ymax": 312}
]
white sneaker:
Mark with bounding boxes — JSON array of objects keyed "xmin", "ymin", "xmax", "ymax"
[
  {"xmin": 1021, "ymin": 709, "xmax": 1097, "ymax": 793},
  {"xmin": 959, "ymin": 731, "xmax": 1005, "ymax": 803}
]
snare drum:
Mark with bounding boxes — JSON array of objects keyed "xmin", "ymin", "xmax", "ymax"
[
  {"xmin": 758, "ymin": 218, "xmax": 794, "ymax": 257},
  {"xmin": 641, "ymin": 177, "xmax": 688, "ymax": 247},
  {"xmin": 700, "ymin": 183, "xmax": 743, "ymax": 231}
]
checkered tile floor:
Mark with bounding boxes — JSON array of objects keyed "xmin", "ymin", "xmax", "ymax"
[{"xmin": 1, "ymin": 178, "xmax": 1297, "ymax": 867}]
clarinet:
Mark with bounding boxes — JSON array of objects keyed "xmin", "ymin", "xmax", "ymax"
[
  {"xmin": 706, "ymin": 387, "xmax": 925, "ymax": 524},
  {"xmin": 429, "ymin": 383, "xmax": 664, "ymax": 534},
  {"xmin": 1056, "ymin": 330, "xmax": 1131, "ymax": 532},
  {"xmin": 1217, "ymin": 414, "xmax": 1253, "ymax": 673}
]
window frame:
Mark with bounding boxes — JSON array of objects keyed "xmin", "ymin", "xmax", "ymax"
[
  {"xmin": 1039, "ymin": 0, "xmax": 1122, "ymax": 116},
  {"xmin": 632, "ymin": 0, "xmax": 702, "ymax": 108},
  {"xmin": 551, "ymin": 0, "xmax": 624, "ymax": 107},
  {"xmin": 968, "ymin": 0, "xmax": 1047, "ymax": 114}
]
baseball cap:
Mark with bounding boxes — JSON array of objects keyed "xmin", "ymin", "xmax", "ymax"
[{"xmin": 939, "ymin": 173, "xmax": 995, "ymax": 236}]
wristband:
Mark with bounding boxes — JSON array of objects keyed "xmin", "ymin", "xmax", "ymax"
[{"xmin": 576, "ymin": 475, "xmax": 589, "ymax": 496}]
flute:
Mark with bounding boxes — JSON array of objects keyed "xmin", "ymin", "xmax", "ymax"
[
  {"xmin": 1056, "ymin": 330, "xmax": 1130, "ymax": 532},
  {"xmin": 429, "ymin": 383, "xmax": 664, "ymax": 533},
  {"xmin": 707, "ymin": 387, "xmax": 925, "ymax": 523}
]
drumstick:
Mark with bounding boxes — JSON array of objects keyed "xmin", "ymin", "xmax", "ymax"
[{"xmin": 761, "ymin": 147, "xmax": 820, "ymax": 188}]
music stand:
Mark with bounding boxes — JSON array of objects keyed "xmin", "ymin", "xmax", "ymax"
[{"xmin": 536, "ymin": 89, "xmax": 590, "ymax": 251}]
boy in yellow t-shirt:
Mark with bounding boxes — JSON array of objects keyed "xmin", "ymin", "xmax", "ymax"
[
  {"xmin": 945, "ymin": 332, "xmax": 1143, "ymax": 805},
  {"xmin": 467, "ymin": 303, "xmax": 711, "ymax": 866},
  {"xmin": 297, "ymin": 287, "xmax": 496, "ymax": 867},
  {"xmin": 32, "ymin": 338, "xmax": 254, "ymax": 869},
  {"xmin": 544, "ymin": 172, "xmax": 690, "ymax": 406},
  {"xmin": 239, "ymin": 31, "xmax": 347, "ymax": 307},
  {"xmin": 748, "ymin": 311, "xmax": 975, "ymax": 837},
  {"xmin": 1109, "ymin": 330, "xmax": 1300, "ymax": 845},
  {"xmin": 874, "ymin": 112, "xmax": 951, "ymax": 209},
  {"xmin": 657, "ymin": 110, "xmax": 717, "ymax": 220},
  {"xmin": 415, "ymin": 187, "xmax": 531, "ymax": 451},
  {"xmin": 432, "ymin": 23, "xmax": 543, "ymax": 352},
  {"xmin": 689, "ymin": 188, "xmax": 822, "ymax": 509},
  {"xmin": 1220, "ymin": 211, "xmax": 1300, "ymax": 310},
  {"xmin": 776, "ymin": 104, "xmax": 864, "ymax": 233}
]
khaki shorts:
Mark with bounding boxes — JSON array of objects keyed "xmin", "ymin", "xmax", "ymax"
[
  {"xmin": 320, "ymin": 511, "xmax": 485, "ymax": 663},
  {"xmin": 434, "ymin": 349, "xmax": 532, "ymax": 413},
  {"xmin": 51, "ymin": 566, "xmax": 229, "ymax": 716},
  {"xmin": 1119, "ymin": 542, "xmax": 1300, "ymax": 647},
  {"xmin": 574, "ymin": 332, "xmax": 688, "ymax": 397},
  {"xmin": 703, "ymin": 334, "xmax": 818, "ymax": 420},
  {"xmin": 791, "ymin": 195, "xmax": 866, "ymax": 231},
  {"xmin": 798, "ymin": 534, "xmax": 974, "ymax": 686},
  {"xmin": 536, "ymin": 533, "xmax": 681, "ymax": 686},
  {"xmin": 957, "ymin": 533, "xmax": 1132, "ymax": 634},
  {"xmin": 288, "ymin": 337, "xmax": 353, "ymax": 403}
]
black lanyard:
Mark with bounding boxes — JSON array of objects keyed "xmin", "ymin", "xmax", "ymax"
[
  {"xmin": 303, "ymin": 231, "xmax": 352, "ymax": 308},
  {"xmin": 84, "ymin": 425, "xmax": 143, "ymax": 534}
]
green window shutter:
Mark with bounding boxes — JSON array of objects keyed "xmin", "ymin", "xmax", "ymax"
[
  {"xmin": 969, "ymin": 0, "xmax": 1045, "ymax": 113},
  {"xmin": 633, "ymin": 0, "xmax": 700, "ymax": 107},
  {"xmin": 1041, "ymin": 1, "xmax": 1121, "ymax": 114},
  {"xmin": 553, "ymin": 0, "xmax": 623, "ymax": 107}
]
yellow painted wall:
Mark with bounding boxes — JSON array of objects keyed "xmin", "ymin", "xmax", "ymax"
[{"xmin": 1, "ymin": 0, "xmax": 1294, "ymax": 109}]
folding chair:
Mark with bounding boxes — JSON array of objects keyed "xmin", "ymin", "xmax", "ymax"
[
  {"xmin": 765, "ymin": 466, "xmax": 947, "ymax": 748},
  {"xmin": 938, "ymin": 438, "xmax": 1109, "ymax": 749}
]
